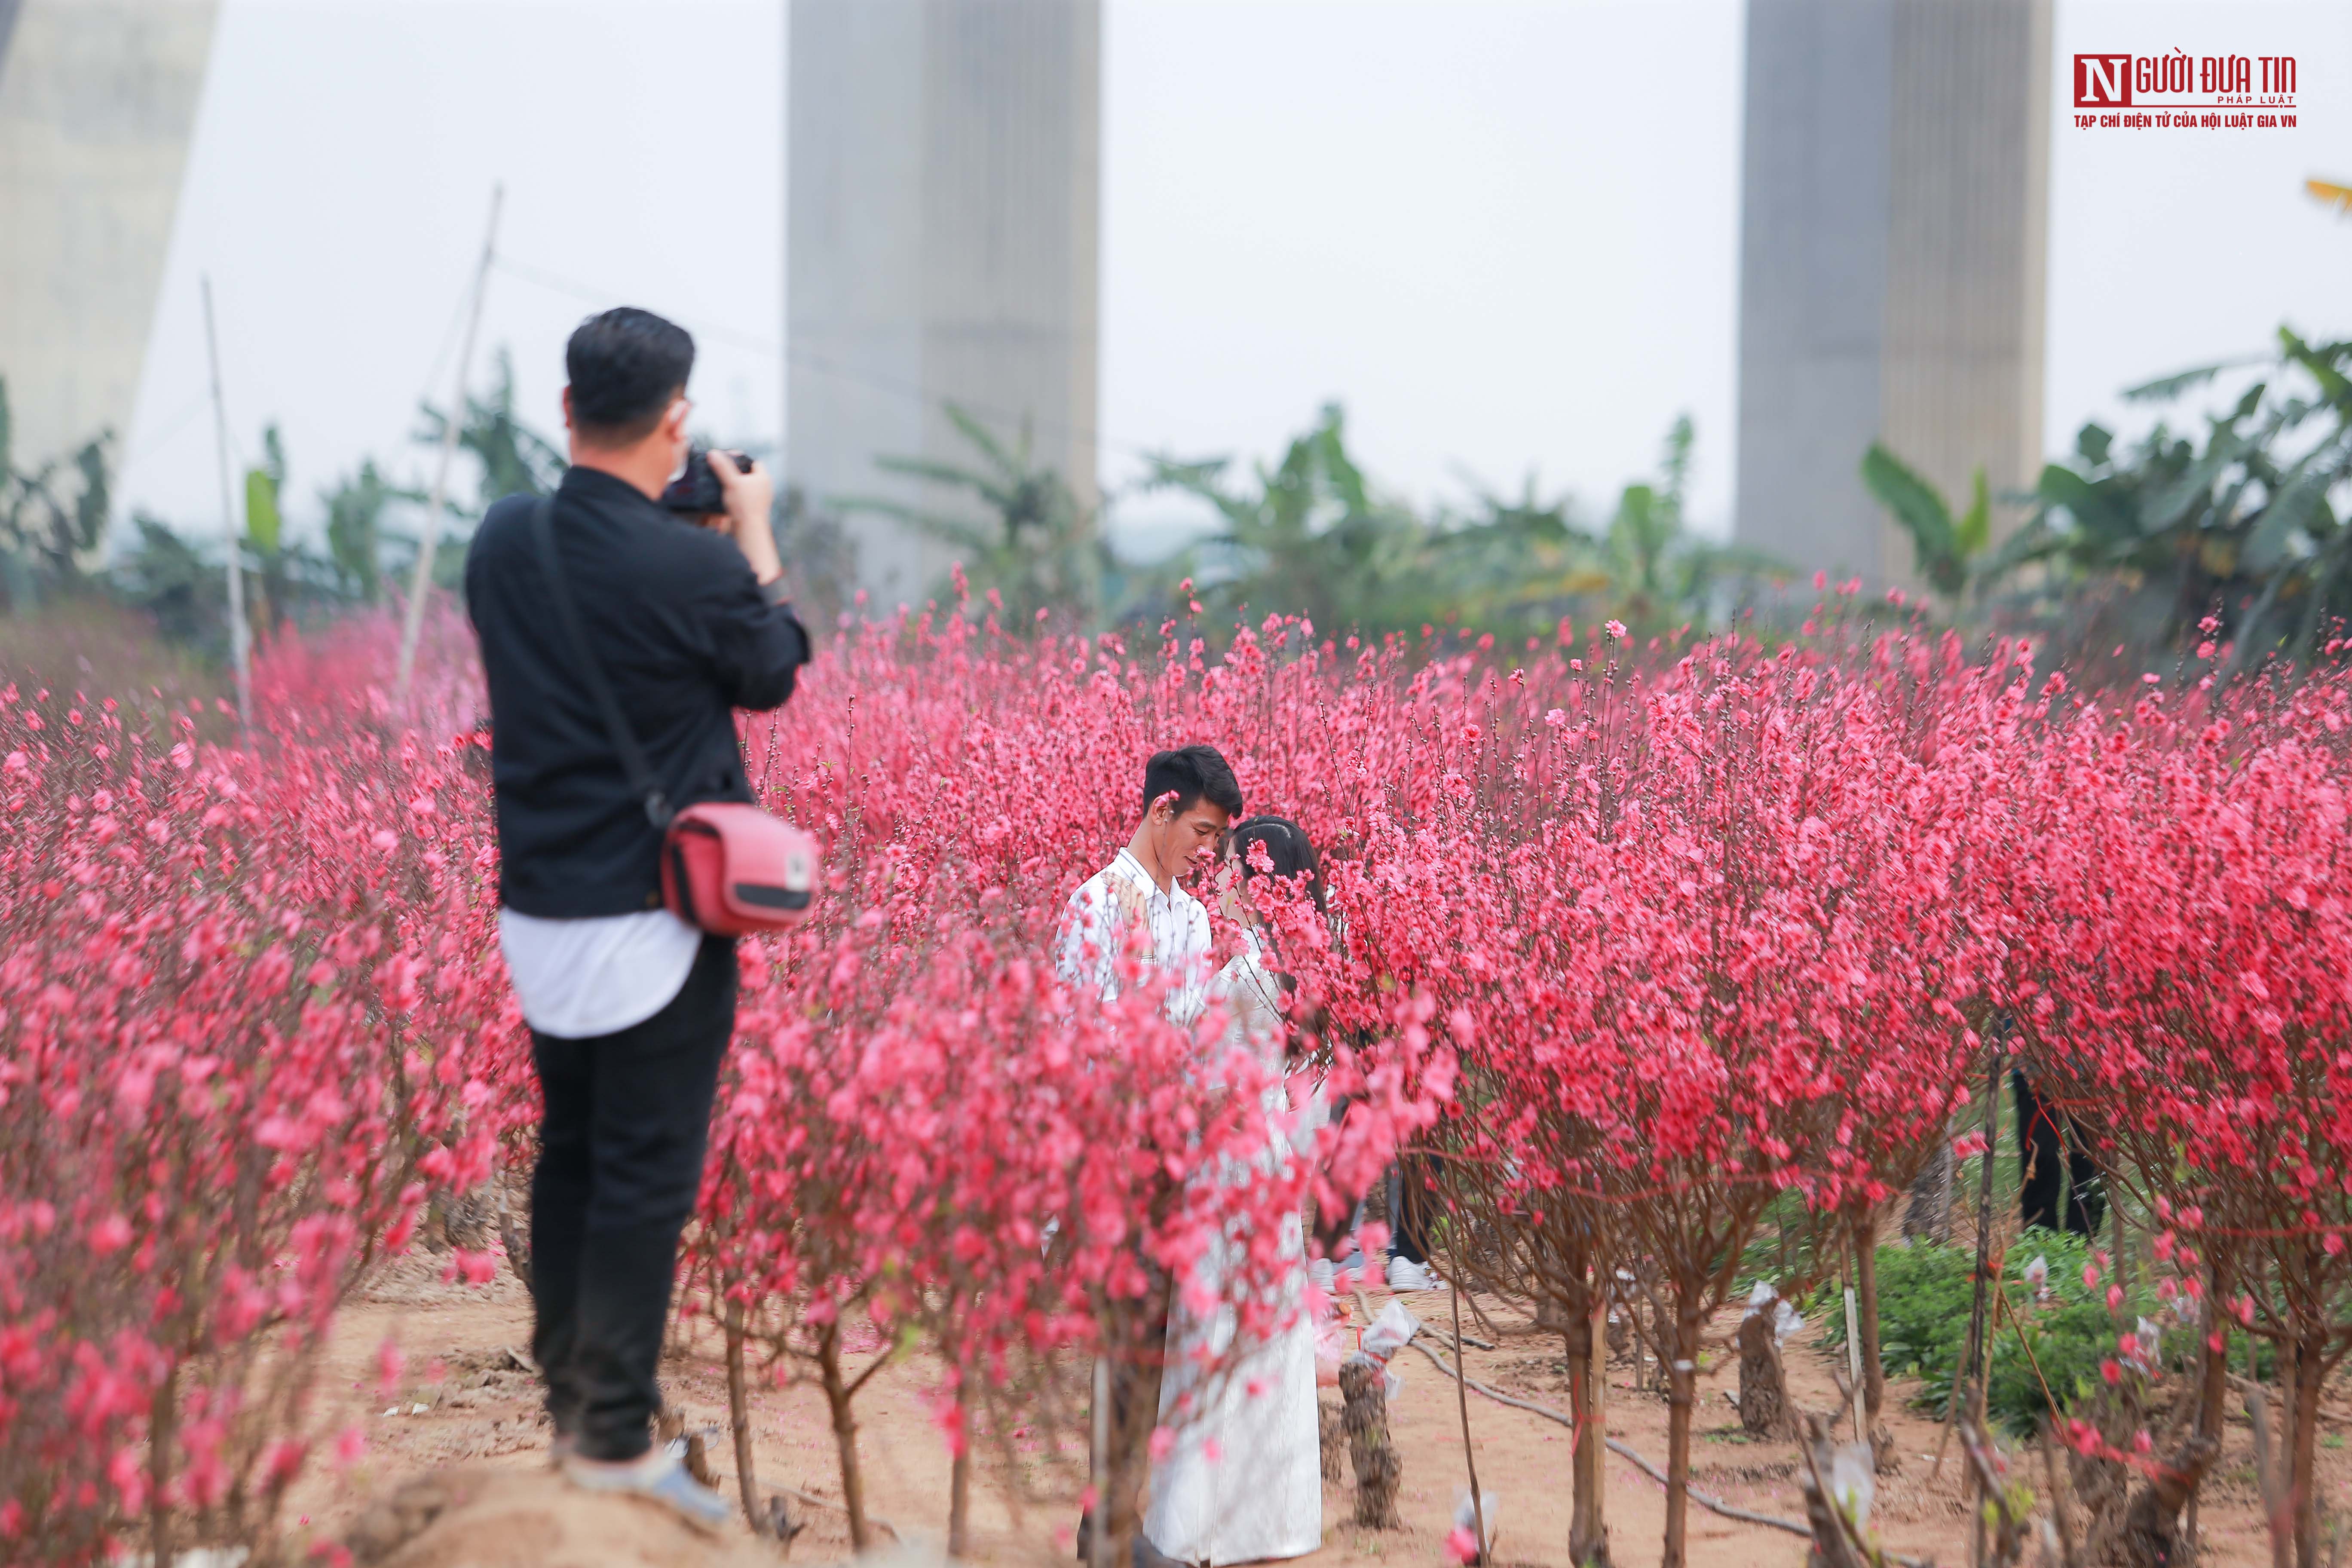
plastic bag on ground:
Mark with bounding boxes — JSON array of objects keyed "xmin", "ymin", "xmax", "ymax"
[
  {"xmin": 1313, "ymin": 1317, "xmax": 1350, "ymax": 1387},
  {"xmin": 1453, "ymin": 1488, "xmax": 1501, "ymax": 1534},
  {"xmin": 1827, "ymin": 1440, "xmax": 1876, "ymax": 1528},
  {"xmin": 1450, "ymin": 1489, "xmax": 1502, "ymax": 1563},
  {"xmin": 1742, "ymin": 1279, "xmax": 1803, "ymax": 1346},
  {"xmin": 1362, "ymin": 1298, "xmax": 1422, "ymax": 1361}
]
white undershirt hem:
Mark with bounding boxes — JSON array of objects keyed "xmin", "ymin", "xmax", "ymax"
[{"xmin": 498, "ymin": 906, "xmax": 703, "ymax": 1040}]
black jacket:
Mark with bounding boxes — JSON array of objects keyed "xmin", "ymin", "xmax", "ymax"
[{"xmin": 465, "ymin": 466, "xmax": 810, "ymax": 917}]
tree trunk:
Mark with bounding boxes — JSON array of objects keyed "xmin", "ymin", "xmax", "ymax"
[
  {"xmin": 496, "ymin": 1160, "xmax": 533, "ymax": 1291},
  {"xmin": 1662, "ymin": 1301, "xmax": 1701, "ymax": 1568},
  {"xmin": 1904, "ymin": 1141, "xmax": 1955, "ymax": 1244},
  {"xmin": 148, "ymin": 1360, "xmax": 178, "ymax": 1568},
  {"xmin": 2282, "ymin": 1337, "xmax": 2300, "ymax": 1560},
  {"xmin": 2291, "ymin": 1331, "xmax": 2324, "ymax": 1568},
  {"xmin": 1568, "ymin": 1301, "xmax": 1611, "ymax": 1564},
  {"xmin": 1852, "ymin": 1213, "xmax": 1894, "ymax": 1468},
  {"xmin": 1102, "ymin": 1298, "xmax": 1166, "ymax": 1566},
  {"xmin": 2110, "ymin": 1182, "xmax": 2132, "ymax": 1298},
  {"xmin": 2181, "ymin": 1261, "xmax": 2231, "ymax": 1565},
  {"xmin": 724, "ymin": 1302, "xmax": 762, "ymax": 1532},
  {"xmin": 2117, "ymin": 1430, "xmax": 2217, "ymax": 1568},
  {"xmin": 1583, "ymin": 1295, "xmax": 1611, "ymax": 1565},
  {"xmin": 817, "ymin": 1322, "xmax": 871, "ymax": 1550},
  {"xmin": 1735, "ymin": 1308, "xmax": 1785, "ymax": 1439},
  {"xmin": 948, "ymin": 1379, "xmax": 973, "ymax": 1559},
  {"xmin": 1339, "ymin": 1356, "xmax": 1401, "ymax": 1528},
  {"xmin": 1449, "ymin": 1266, "xmax": 1488, "ymax": 1565}
]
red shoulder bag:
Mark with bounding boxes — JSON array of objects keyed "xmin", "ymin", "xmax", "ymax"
[{"xmin": 531, "ymin": 496, "xmax": 818, "ymax": 935}]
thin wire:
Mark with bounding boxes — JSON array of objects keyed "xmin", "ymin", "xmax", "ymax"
[
  {"xmin": 490, "ymin": 252, "xmax": 1164, "ymax": 462},
  {"xmin": 493, "ymin": 256, "xmax": 783, "ymax": 358},
  {"xmin": 120, "ymin": 271, "xmax": 472, "ymax": 512},
  {"xmin": 116, "ymin": 394, "xmax": 210, "ymax": 476},
  {"xmin": 412, "ymin": 271, "xmax": 478, "ymax": 422}
]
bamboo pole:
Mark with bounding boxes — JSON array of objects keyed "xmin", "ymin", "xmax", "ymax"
[{"xmin": 199, "ymin": 277, "xmax": 250, "ymax": 737}]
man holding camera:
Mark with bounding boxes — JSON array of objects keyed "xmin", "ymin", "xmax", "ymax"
[{"xmin": 465, "ymin": 306, "xmax": 808, "ymax": 1528}]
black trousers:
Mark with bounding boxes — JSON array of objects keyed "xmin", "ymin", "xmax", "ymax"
[
  {"xmin": 2014, "ymin": 1070, "xmax": 2104, "ymax": 1238},
  {"xmin": 530, "ymin": 935, "xmax": 737, "ymax": 1462},
  {"xmin": 1388, "ymin": 1157, "xmax": 1434, "ymax": 1267}
]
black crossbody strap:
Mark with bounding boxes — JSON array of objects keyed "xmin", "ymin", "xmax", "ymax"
[{"xmin": 529, "ymin": 495, "xmax": 674, "ymax": 829}]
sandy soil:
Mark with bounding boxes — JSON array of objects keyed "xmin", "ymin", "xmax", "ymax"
[{"xmin": 289, "ymin": 1256, "xmax": 2331, "ymax": 1567}]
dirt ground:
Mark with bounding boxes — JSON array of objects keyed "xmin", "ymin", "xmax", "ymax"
[{"xmin": 288, "ymin": 1257, "xmax": 2337, "ymax": 1568}]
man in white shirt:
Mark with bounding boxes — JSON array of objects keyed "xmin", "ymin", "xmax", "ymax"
[
  {"xmin": 1058, "ymin": 744, "xmax": 1243, "ymax": 1568},
  {"xmin": 1055, "ymin": 779, "xmax": 1228, "ymax": 1029}
]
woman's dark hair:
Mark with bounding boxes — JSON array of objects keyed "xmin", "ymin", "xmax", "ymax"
[
  {"xmin": 565, "ymin": 307, "xmax": 695, "ymax": 444},
  {"xmin": 1228, "ymin": 814, "xmax": 1331, "ymax": 1065},
  {"xmin": 1227, "ymin": 814, "xmax": 1326, "ymax": 916}
]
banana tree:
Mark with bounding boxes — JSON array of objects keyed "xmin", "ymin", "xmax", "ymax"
[
  {"xmin": 1424, "ymin": 468, "xmax": 1609, "ymax": 634},
  {"xmin": 1143, "ymin": 401, "xmax": 1424, "ymax": 637},
  {"xmin": 1145, "ymin": 407, "xmax": 1779, "ymax": 643},
  {"xmin": 242, "ymin": 426, "xmax": 290, "ymax": 637},
  {"xmin": 1859, "ymin": 442, "xmax": 1991, "ymax": 602},
  {"xmin": 1602, "ymin": 416, "xmax": 1784, "ymax": 637},
  {"xmin": 0, "ymin": 375, "xmax": 113, "ymax": 609},
  {"xmin": 839, "ymin": 404, "xmax": 1104, "ymax": 629},
  {"xmin": 405, "ymin": 348, "xmax": 563, "ymax": 591},
  {"xmin": 1991, "ymin": 328, "xmax": 2352, "ymax": 665},
  {"xmin": 321, "ymin": 460, "xmax": 421, "ymax": 607}
]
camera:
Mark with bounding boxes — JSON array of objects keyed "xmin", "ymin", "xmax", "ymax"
[{"xmin": 659, "ymin": 447, "xmax": 752, "ymax": 516}]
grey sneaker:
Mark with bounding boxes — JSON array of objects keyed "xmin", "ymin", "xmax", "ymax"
[{"xmin": 562, "ymin": 1448, "xmax": 731, "ymax": 1533}]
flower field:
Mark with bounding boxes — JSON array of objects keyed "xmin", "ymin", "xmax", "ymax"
[{"xmin": 4, "ymin": 589, "xmax": 2351, "ymax": 1567}]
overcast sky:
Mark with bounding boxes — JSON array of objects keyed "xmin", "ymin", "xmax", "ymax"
[{"xmin": 119, "ymin": 0, "xmax": 2352, "ymax": 558}]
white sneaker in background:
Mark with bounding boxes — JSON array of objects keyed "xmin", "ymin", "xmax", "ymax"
[
  {"xmin": 1308, "ymin": 1257, "xmax": 1336, "ymax": 1293},
  {"xmin": 1387, "ymin": 1256, "xmax": 1436, "ymax": 1292}
]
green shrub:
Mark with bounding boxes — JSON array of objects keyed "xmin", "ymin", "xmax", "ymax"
[{"xmin": 1808, "ymin": 1228, "xmax": 2190, "ymax": 1438}]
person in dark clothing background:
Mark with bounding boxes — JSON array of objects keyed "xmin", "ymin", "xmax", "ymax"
[
  {"xmin": 2015, "ymin": 1071, "xmax": 2105, "ymax": 1237},
  {"xmin": 465, "ymin": 306, "xmax": 808, "ymax": 1528}
]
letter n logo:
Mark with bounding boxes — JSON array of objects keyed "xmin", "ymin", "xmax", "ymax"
[{"xmin": 2075, "ymin": 54, "xmax": 2132, "ymax": 107}]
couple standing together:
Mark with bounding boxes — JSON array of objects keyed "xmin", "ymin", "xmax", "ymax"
[{"xmin": 1057, "ymin": 744, "xmax": 1334, "ymax": 1568}]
